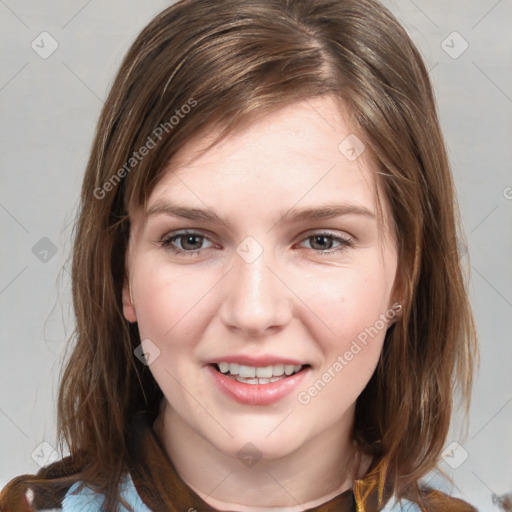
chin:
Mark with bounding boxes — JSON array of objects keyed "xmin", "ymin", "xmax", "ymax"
[{"xmin": 210, "ymin": 426, "xmax": 307, "ymax": 463}]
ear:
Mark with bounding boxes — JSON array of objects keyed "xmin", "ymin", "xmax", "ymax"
[
  {"xmin": 389, "ymin": 301, "xmax": 403, "ymax": 324},
  {"xmin": 122, "ymin": 277, "xmax": 137, "ymax": 323}
]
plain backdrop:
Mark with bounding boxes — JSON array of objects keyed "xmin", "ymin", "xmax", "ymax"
[{"xmin": 1, "ymin": 1, "xmax": 511, "ymax": 510}]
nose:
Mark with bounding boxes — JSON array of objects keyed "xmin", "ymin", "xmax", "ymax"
[{"xmin": 219, "ymin": 244, "xmax": 292, "ymax": 338}]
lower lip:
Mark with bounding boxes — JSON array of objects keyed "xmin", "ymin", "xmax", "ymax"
[{"xmin": 207, "ymin": 365, "xmax": 309, "ymax": 406}]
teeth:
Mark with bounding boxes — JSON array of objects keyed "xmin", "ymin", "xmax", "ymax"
[
  {"xmin": 217, "ymin": 362, "xmax": 304, "ymax": 379},
  {"xmin": 255, "ymin": 366, "xmax": 273, "ymax": 378},
  {"xmin": 273, "ymin": 364, "xmax": 284, "ymax": 376},
  {"xmin": 229, "ymin": 363, "xmax": 240, "ymax": 375},
  {"xmin": 238, "ymin": 365, "xmax": 256, "ymax": 378},
  {"xmin": 218, "ymin": 362, "xmax": 229, "ymax": 373},
  {"xmin": 234, "ymin": 377, "xmax": 274, "ymax": 385},
  {"xmin": 236, "ymin": 377, "xmax": 258, "ymax": 384},
  {"xmin": 284, "ymin": 365, "xmax": 294, "ymax": 375}
]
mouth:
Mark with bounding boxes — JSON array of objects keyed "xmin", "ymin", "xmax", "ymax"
[{"xmin": 211, "ymin": 362, "xmax": 310, "ymax": 385}]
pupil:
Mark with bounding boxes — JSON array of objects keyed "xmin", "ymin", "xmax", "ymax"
[
  {"xmin": 313, "ymin": 235, "xmax": 331, "ymax": 250},
  {"xmin": 183, "ymin": 235, "xmax": 200, "ymax": 250}
]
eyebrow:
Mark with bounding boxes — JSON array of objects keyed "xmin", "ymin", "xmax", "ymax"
[{"xmin": 145, "ymin": 200, "xmax": 375, "ymax": 228}]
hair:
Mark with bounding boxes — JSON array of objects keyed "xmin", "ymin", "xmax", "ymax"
[{"xmin": 1, "ymin": 0, "xmax": 478, "ymax": 510}]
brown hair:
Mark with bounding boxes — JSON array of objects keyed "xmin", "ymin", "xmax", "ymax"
[{"xmin": 0, "ymin": 0, "xmax": 478, "ymax": 510}]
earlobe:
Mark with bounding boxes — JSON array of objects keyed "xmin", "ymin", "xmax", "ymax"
[
  {"xmin": 122, "ymin": 278, "xmax": 137, "ymax": 323},
  {"xmin": 388, "ymin": 301, "xmax": 403, "ymax": 325}
]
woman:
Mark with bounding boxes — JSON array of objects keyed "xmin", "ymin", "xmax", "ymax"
[{"xmin": 0, "ymin": 0, "xmax": 478, "ymax": 510}]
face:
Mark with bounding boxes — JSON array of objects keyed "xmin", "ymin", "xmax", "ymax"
[{"xmin": 122, "ymin": 95, "xmax": 399, "ymax": 462}]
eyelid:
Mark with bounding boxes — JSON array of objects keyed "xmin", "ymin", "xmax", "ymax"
[{"xmin": 299, "ymin": 228, "xmax": 353, "ymax": 242}]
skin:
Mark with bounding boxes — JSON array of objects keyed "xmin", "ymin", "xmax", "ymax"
[{"xmin": 122, "ymin": 95, "xmax": 400, "ymax": 511}]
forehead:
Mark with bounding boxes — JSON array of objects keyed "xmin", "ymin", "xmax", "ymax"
[
  {"xmin": 138, "ymin": 96, "xmax": 390, "ymax": 233},
  {"xmin": 165, "ymin": 97, "xmax": 362, "ymax": 169}
]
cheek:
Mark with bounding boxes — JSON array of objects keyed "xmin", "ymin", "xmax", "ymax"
[
  {"xmin": 305, "ymin": 264, "xmax": 393, "ymax": 341},
  {"xmin": 302, "ymin": 263, "xmax": 392, "ymax": 394},
  {"xmin": 132, "ymin": 260, "xmax": 218, "ymax": 342},
  {"xmin": 301, "ymin": 295, "xmax": 388, "ymax": 420}
]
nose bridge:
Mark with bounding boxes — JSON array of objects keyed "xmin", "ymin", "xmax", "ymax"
[{"xmin": 220, "ymin": 236, "xmax": 290, "ymax": 335}]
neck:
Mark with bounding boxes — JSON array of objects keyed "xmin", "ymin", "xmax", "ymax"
[{"xmin": 153, "ymin": 400, "xmax": 371, "ymax": 511}]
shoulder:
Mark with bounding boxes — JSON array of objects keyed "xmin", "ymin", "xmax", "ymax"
[
  {"xmin": 380, "ymin": 493, "xmax": 477, "ymax": 511},
  {"xmin": 354, "ymin": 468, "xmax": 477, "ymax": 511},
  {"xmin": 379, "ymin": 469, "xmax": 478, "ymax": 512},
  {"xmin": 61, "ymin": 473, "xmax": 151, "ymax": 512}
]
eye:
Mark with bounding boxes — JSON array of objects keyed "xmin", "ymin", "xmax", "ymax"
[
  {"xmin": 160, "ymin": 231, "xmax": 214, "ymax": 256},
  {"xmin": 159, "ymin": 230, "xmax": 353, "ymax": 258},
  {"xmin": 297, "ymin": 232, "xmax": 353, "ymax": 254}
]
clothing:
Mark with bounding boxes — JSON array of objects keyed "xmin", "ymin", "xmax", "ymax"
[
  {"xmin": 60, "ymin": 477, "xmax": 409, "ymax": 511},
  {"xmin": 54, "ymin": 411, "xmax": 476, "ymax": 512}
]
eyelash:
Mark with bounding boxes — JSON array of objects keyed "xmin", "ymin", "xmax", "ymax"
[{"xmin": 159, "ymin": 230, "xmax": 353, "ymax": 257}]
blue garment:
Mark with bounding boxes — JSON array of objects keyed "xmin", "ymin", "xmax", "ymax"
[
  {"xmin": 58, "ymin": 471, "xmax": 430, "ymax": 511},
  {"xmin": 61, "ymin": 473, "xmax": 151, "ymax": 512}
]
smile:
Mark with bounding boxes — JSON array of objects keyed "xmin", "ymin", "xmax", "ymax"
[
  {"xmin": 208, "ymin": 363, "xmax": 310, "ymax": 406},
  {"xmin": 215, "ymin": 362, "xmax": 304, "ymax": 384}
]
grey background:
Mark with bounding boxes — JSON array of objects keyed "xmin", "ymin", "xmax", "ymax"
[{"xmin": 1, "ymin": 1, "xmax": 511, "ymax": 510}]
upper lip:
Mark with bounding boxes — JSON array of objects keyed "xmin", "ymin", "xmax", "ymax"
[{"xmin": 206, "ymin": 355, "xmax": 307, "ymax": 367}]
